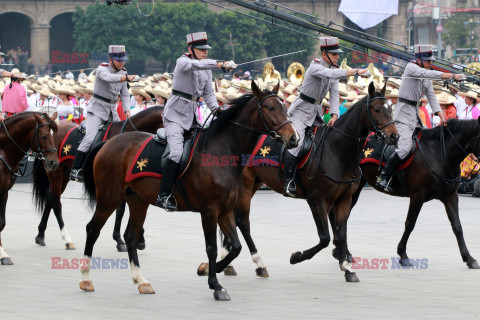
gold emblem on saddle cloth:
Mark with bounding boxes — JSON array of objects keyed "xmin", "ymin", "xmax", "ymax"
[
  {"xmin": 63, "ymin": 144, "xmax": 72, "ymax": 154},
  {"xmin": 136, "ymin": 158, "xmax": 149, "ymax": 171},
  {"xmin": 259, "ymin": 146, "xmax": 271, "ymax": 158},
  {"xmin": 363, "ymin": 148, "xmax": 373, "ymax": 158}
]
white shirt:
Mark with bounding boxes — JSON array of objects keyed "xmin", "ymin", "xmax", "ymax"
[
  {"xmin": 454, "ymin": 94, "xmax": 466, "ymax": 116},
  {"xmin": 458, "ymin": 104, "xmax": 477, "ymax": 120}
]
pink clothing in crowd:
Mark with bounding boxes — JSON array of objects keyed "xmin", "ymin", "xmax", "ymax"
[{"xmin": 1, "ymin": 82, "xmax": 29, "ymax": 113}]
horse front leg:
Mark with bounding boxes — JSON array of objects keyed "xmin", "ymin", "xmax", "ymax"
[
  {"xmin": 0, "ymin": 191, "xmax": 12, "ymax": 265},
  {"xmin": 36, "ymin": 200, "xmax": 52, "ymax": 247},
  {"xmin": 290, "ymin": 198, "xmax": 331, "ymax": 264},
  {"xmin": 396, "ymin": 194, "xmax": 425, "ymax": 266},
  {"xmin": 201, "ymin": 210, "xmax": 230, "ymax": 301},
  {"xmin": 113, "ymin": 201, "xmax": 127, "ymax": 252},
  {"xmin": 441, "ymin": 192, "xmax": 479, "ymax": 269}
]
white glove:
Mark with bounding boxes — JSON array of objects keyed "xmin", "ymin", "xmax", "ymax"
[
  {"xmin": 224, "ymin": 61, "xmax": 237, "ymax": 69},
  {"xmin": 454, "ymin": 73, "xmax": 466, "ymax": 81},
  {"xmin": 359, "ymin": 70, "xmax": 371, "ymax": 78},
  {"xmin": 131, "ymin": 75, "xmax": 141, "ymax": 82}
]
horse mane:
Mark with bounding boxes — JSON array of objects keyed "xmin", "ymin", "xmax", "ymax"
[
  {"xmin": 206, "ymin": 91, "xmax": 275, "ymax": 136},
  {"xmin": 421, "ymin": 118, "xmax": 479, "ymax": 140},
  {"xmin": 2, "ymin": 111, "xmax": 58, "ymax": 133}
]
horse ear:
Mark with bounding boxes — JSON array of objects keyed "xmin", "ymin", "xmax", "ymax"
[
  {"xmin": 273, "ymin": 81, "xmax": 280, "ymax": 94},
  {"xmin": 368, "ymin": 82, "xmax": 375, "ymax": 98},
  {"xmin": 51, "ymin": 112, "xmax": 58, "ymax": 121},
  {"xmin": 380, "ymin": 82, "xmax": 387, "ymax": 96},
  {"xmin": 251, "ymin": 80, "xmax": 262, "ymax": 97}
]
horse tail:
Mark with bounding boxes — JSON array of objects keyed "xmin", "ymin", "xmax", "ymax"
[
  {"xmin": 83, "ymin": 142, "xmax": 105, "ymax": 210},
  {"xmin": 32, "ymin": 157, "xmax": 51, "ymax": 213}
]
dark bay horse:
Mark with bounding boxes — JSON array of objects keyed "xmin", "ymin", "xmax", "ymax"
[
  {"xmin": 0, "ymin": 112, "xmax": 59, "ymax": 265},
  {"xmin": 338, "ymin": 118, "xmax": 480, "ymax": 269},
  {"xmin": 32, "ymin": 107, "xmax": 163, "ymax": 250},
  {"xmin": 80, "ymin": 81, "xmax": 298, "ymax": 300},
  {"xmin": 210, "ymin": 82, "xmax": 398, "ymax": 282}
]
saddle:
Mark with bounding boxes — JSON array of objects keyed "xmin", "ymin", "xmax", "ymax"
[
  {"xmin": 126, "ymin": 128, "xmax": 203, "ymax": 211},
  {"xmin": 361, "ymin": 130, "xmax": 421, "ymax": 171},
  {"xmin": 58, "ymin": 122, "xmax": 112, "ymax": 163}
]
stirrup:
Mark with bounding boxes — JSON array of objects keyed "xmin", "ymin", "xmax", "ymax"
[
  {"xmin": 283, "ymin": 179, "xmax": 297, "ymax": 197},
  {"xmin": 376, "ymin": 176, "xmax": 393, "ymax": 193},
  {"xmin": 69, "ymin": 169, "xmax": 84, "ymax": 182},
  {"xmin": 155, "ymin": 194, "xmax": 178, "ymax": 211}
]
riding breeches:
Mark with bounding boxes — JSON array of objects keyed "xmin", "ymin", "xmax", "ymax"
[
  {"xmin": 164, "ymin": 119, "xmax": 185, "ymax": 163},
  {"xmin": 287, "ymin": 117, "xmax": 307, "ymax": 157},
  {"xmin": 77, "ymin": 112, "xmax": 112, "ymax": 153}
]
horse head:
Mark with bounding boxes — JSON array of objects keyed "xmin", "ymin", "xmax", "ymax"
[
  {"xmin": 32, "ymin": 112, "xmax": 59, "ymax": 171},
  {"xmin": 366, "ymin": 82, "xmax": 399, "ymax": 144},
  {"xmin": 250, "ymin": 80, "xmax": 298, "ymax": 148}
]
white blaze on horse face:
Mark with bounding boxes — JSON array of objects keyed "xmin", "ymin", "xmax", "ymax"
[
  {"xmin": 61, "ymin": 227, "xmax": 73, "ymax": 244},
  {"xmin": 80, "ymin": 255, "xmax": 92, "ymax": 282},
  {"xmin": 130, "ymin": 261, "xmax": 149, "ymax": 285},
  {"xmin": 251, "ymin": 253, "xmax": 266, "ymax": 268},
  {"xmin": 0, "ymin": 246, "xmax": 10, "ymax": 259}
]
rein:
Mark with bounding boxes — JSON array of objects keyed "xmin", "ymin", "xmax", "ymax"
[{"xmin": 230, "ymin": 93, "xmax": 292, "ymax": 143}]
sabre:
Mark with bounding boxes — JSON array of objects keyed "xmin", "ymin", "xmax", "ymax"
[{"xmin": 235, "ymin": 50, "xmax": 306, "ymax": 67}]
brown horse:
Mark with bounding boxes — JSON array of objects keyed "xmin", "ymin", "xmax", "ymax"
[
  {"xmin": 211, "ymin": 82, "xmax": 398, "ymax": 282},
  {"xmin": 336, "ymin": 118, "xmax": 480, "ymax": 269},
  {"xmin": 0, "ymin": 112, "xmax": 59, "ymax": 265},
  {"xmin": 32, "ymin": 107, "xmax": 164, "ymax": 250},
  {"xmin": 80, "ymin": 81, "xmax": 298, "ymax": 300}
]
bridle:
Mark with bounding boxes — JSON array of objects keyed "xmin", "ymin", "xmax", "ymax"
[
  {"xmin": 1, "ymin": 114, "xmax": 57, "ymax": 161},
  {"xmin": 230, "ymin": 93, "xmax": 292, "ymax": 144}
]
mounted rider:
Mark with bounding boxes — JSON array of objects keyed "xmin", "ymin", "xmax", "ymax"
[
  {"xmin": 283, "ymin": 37, "xmax": 370, "ymax": 198},
  {"xmin": 376, "ymin": 44, "xmax": 464, "ymax": 192},
  {"xmin": 70, "ymin": 45, "xmax": 139, "ymax": 182},
  {"xmin": 155, "ymin": 32, "xmax": 236, "ymax": 211}
]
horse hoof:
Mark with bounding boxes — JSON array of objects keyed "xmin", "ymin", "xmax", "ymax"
[
  {"xmin": 290, "ymin": 251, "xmax": 303, "ymax": 264},
  {"xmin": 255, "ymin": 267, "xmax": 269, "ymax": 278},
  {"xmin": 1, "ymin": 257, "xmax": 13, "ymax": 265},
  {"xmin": 345, "ymin": 271, "xmax": 360, "ymax": 283},
  {"xmin": 197, "ymin": 263, "xmax": 209, "ymax": 276},
  {"xmin": 213, "ymin": 289, "xmax": 231, "ymax": 301},
  {"xmin": 65, "ymin": 243, "xmax": 76, "ymax": 250},
  {"xmin": 400, "ymin": 258, "xmax": 413, "ymax": 267},
  {"xmin": 223, "ymin": 266, "xmax": 237, "ymax": 276},
  {"xmin": 79, "ymin": 280, "xmax": 95, "ymax": 292},
  {"xmin": 137, "ymin": 242, "xmax": 146, "ymax": 251},
  {"xmin": 138, "ymin": 283, "xmax": 155, "ymax": 294},
  {"xmin": 116, "ymin": 243, "xmax": 127, "ymax": 252},
  {"xmin": 332, "ymin": 248, "xmax": 339, "ymax": 260},
  {"xmin": 467, "ymin": 261, "xmax": 480, "ymax": 269},
  {"xmin": 35, "ymin": 236, "xmax": 46, "ymax": 246}
]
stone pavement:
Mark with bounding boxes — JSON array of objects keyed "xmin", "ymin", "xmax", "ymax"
[{"xmin": 1, "ymin": 182, "xmax": 479, "ymax": 319}]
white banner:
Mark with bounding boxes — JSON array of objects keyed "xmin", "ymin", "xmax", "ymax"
[{"xmin": 339, "ymin": 0, "xmax": 399, "ymax": 30}]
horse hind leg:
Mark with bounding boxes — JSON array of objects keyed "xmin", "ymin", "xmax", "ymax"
[
  {"xmin": 36, "ymin": 200, "xmax": 52, "ymax": 247},
  {"xmin": 79, "ymin": 200, "xmax": 120, "ymax": 292},
  {"xmin": 125, "ymin": 194, "xmax": 154, "ymax": 294},
  {"xmin": 290, "ymin": 199, "xmax": 331, "ymax": 265},
  {"xmin": 0, "ymin": 232, "xmax": 13, "ymax": 265},
  {"xmin": 396, "ymin": 194, "xmax": 424, "ymax": 267},
  {"xmin": 0, "ymin": 192, "xmax": 12, "ymax": 265},
  {"xmin": 51, "ymin": 196, "xmax": 75, "ymax": 250}
]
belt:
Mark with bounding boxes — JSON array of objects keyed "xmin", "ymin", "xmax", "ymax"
[
  {"xmin": 172, "ymin": 89, "xmax": 201, "ymax": 102},
  {"xmin": 399, "ymin": 97, "xmax": 419, "ymax": 107},
  {"xmin": 299, "ymin": 92, "xmax": 321, "ymax": 105},
  {"xmin": 93, "ymin": 93, "xmax": 116, "ymax": 104}
]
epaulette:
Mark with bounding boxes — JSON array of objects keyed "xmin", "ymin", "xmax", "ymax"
[
  {"xmin": 101, "ymin": 63, "xmax": 109, "ymax": 67},
  {"xmin": 122, "ymin": 67, "xmax": 127, "ymax": 71},
  {"xmin": 314, "ymin": 59, "xmax": 321, "ymax": 63}
]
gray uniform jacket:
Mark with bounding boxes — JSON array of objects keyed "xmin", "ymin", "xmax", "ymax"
[
  {"xmin": 395, "ymin": 62, "xmax": 443, "ymax": 128},
  {"xmin": 288, "ymin": 59, "xmax": 347, "ymax": 127},
  {"xmin": 88, "ymin": 63, "xmax": 130, "ymax": 121},
  {"xmin": 162, "ymin": 53, "xmax": 219, "ymax": 130}
]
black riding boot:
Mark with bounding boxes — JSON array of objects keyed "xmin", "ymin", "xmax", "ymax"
[
  {"xmin": 283, "ymin": 152, "xmax": 298, "ymax": 198},
  {"xmin": 155, "ymin": 159, "xmax": 179, "ymax": 211},
  {"xmin": 69, "ymin": 151, "xmax": 87, "ymax": 182},
  {"xmin": 376, "ymin": 152, "xmax": 402, "ymax": 193}
]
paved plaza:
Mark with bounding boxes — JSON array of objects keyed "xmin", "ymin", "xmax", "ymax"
[{"xmin": 1, "ymin": 182, "xmax": 480, "ymax": 319}]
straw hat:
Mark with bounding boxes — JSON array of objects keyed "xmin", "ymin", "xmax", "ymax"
[
  {"xmin": 37, "ymin": 86, "xmax": 51, "ymax": 97},
  {"xmin": 344, "ymin": 98, "xmax": 359, "ymax": 108},
  {"xmin": 53, "ymin": 85, "xmax": 75, "ymax": 96},
  {"xmin": 132, "ymin": 87, "xmax": 151, "ymax": 100},
  {"xmin": 286, "ymin": 94, "xmax": 297, "ymax": 104},
  {"xmin": 226, "ymin": 87, "xmax": 241, "ymax": 101},
  {"xmin": 386, "ymin": 77, "xmax": 400, "ymax": 89},
  {"xmin": 386, "ymin": 88, "xmax": 399, "ymax": 98},
  {"xmin": 461, "ymin": 90, "xmax": 478, "ymax": 101},
  {"xmin": 322, "ymin": 99, "xmax": 330, "ymax": 108},
  {"xmin": 215, "ymin": 92, "xmax": 228, "ymax": 103},
  {"xmin": 150, "ymin": 86, "xmax": 170, "ymax": 99},
  {"xmin": 281, "ymin": 84, "xmax": 296, "ymax": 95},
  {"xmin": 81, "ymin": 84, "xmax": 94, "ymax": 94},
  {"xmin": 338, "ymin": 83, "xmax": 349, "ymax": 97},
  {"xmin": 345, "ymin": 90, "xmax": 358, "ymax": 101},
  {"xmin": 220, "ymin": 79, "xmax": 229, "ymax": 88}
]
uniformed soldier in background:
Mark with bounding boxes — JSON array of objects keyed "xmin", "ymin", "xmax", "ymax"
[
  {"xmin": 155, "ymin": 31, "xmax": 235, "ymax": 211},
  {"xmin": 376, "ymin": 44, "xmax": 464, "ymax": 192},
  {"xmin": 70, "ymin": 45, "xmax": 139, "ymax": 182},
  {"xmin": 283, "ymin": 37, "xmax": 370, "ymax": 198}
]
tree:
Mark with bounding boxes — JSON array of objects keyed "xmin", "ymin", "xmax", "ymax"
[{"xmin": 442, "ymin": 13, "xmax": 478, "ymax": 49}]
